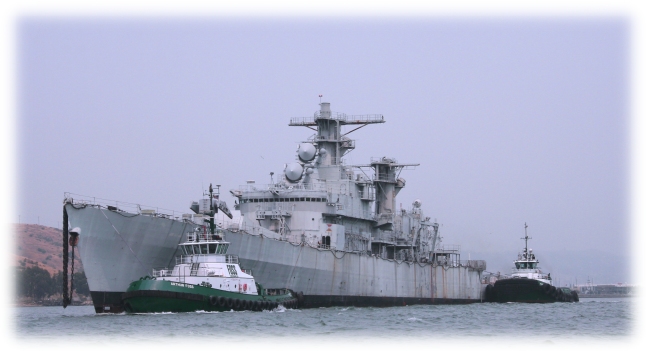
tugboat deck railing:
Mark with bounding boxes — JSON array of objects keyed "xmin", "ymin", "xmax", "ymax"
[{"xmin": 175, "ymin": 254, "xmax": 239, "ymax": 265}]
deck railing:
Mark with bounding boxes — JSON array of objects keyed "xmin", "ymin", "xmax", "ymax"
[
  {"xmin": 174, "ymin": 254, "xmax": 239, "ymax": 265},
  {"xmin": 63, "ymin": 192, "xmax": 187, "ymax": 219}
]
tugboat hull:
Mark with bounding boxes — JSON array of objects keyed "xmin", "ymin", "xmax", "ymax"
[
  {"xmin": 485, "ymin": 279, "xmax": 578, "ymax": 303},
  {"xmin": 122, "ymin": 279, "xmax": 298, "ymax": 313}
]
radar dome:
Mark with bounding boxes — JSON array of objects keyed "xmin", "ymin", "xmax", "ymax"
[
  {"xmin": 284, "ymin": 162, "xmax": 304, "ymax": 182},
  {"xmin": 298, "ymin": 143, "xmax": 316, "ymax": 162},
  {"xmin": 413, "ymin": 199, "xmax": 422, "ymax": 208}
]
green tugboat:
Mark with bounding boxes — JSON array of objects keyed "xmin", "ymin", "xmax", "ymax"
[
  {"xmin": 122, "ymin": 185, "xmax": 301, "ymax": 313},
  {"xmin": 484, "ymin": 223, "xmax": 578, "ymax": 303}
]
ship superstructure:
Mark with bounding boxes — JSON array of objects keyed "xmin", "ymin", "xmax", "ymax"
[
  {"xmin": 230, "ymin": 102, "xmax": 441, "ymax": 262},
  {"xmin": 220, "ymin": 102, "xmax": 486, "ymax": 307},
  {"xmin": 509, "ymin": 223, "xmax": 551, "ymax": 283}
]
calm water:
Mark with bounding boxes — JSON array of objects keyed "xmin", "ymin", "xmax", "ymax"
[{"xmin": 10, "ymin": 297, "xmax": 639, "ymax": 348}]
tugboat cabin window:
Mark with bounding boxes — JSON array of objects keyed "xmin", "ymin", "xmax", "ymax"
[
  {"xmin": 209, "ymin": 244, "xmax": 217, "ymax": 254},
  {"xmin": 216, "ymin": 244, "xmax": 228, "ymax": 254}
]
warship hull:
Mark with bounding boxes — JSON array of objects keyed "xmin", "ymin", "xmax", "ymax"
[
  {"xmin": 66, "ymin": 201, "xmax": 483, "ymax": 313},
  {"xmin": 64, "ymin": 203, "xmax": 193, "ymax": 313},
  {"xmin": 225, "ymin": 231, "xmax": 484, "ymax": 307}
]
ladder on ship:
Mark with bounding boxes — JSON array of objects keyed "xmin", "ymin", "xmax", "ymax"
[{"xmin": 190, "ymin": 263, "xmax": 199, "ymax": 276}]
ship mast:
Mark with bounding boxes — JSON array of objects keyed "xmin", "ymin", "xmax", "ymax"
[
  {"xmin": 521, "ymin": 222, "xmax": 531, "ymax": 259},
  {"xmin": 288, "ymin": 101, "xmax": 385, "ymax": 177},
  {"xmin": 208, "ymin": 184, "xmax": 218, "ymax": 235}
]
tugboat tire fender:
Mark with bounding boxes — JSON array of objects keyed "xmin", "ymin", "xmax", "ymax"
[
  {"xmin": 233, "ymin": 299, "xmax": 242, "ymax": 309},
  {"xmin": 226, "ymin": 297, "xmax": 234, "ymax": 308},
  {"xmin": 549, "ymin": 286, "xmax": 557, "ymax": 297},
  {"xmin": 209, "ymin": 295, "xmax": 217, "ymax": 306},
  {"xmin": 217, "ymin": 296, "xmax": 226, "ymax": 306}
]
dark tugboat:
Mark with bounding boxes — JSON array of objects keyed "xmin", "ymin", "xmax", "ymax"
[{"xmin": 484, "ymin": 224, "xmax": 578, "ymax": 303}]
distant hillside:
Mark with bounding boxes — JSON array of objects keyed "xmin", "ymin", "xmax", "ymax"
[{"xmin": 13, "ymin": 223, "xmax": 83, "ymax": 275}]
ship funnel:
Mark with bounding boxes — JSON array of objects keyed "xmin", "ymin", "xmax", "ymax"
[{"xmin": 320, "ymin": 102, "xmax": 331, "ymax": 118}]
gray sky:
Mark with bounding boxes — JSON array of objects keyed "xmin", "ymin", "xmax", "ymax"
[{"xmin": 9, "ymin": 12, "xmax": 635, "ymax": 285}]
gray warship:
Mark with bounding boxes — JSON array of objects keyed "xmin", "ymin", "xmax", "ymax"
[{"xmin": 63, "ymin": 101, "xmax": 486, "ymax": 313}]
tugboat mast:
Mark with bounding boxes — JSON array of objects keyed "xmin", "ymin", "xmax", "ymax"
[{"xmin": 522, "ymin": 222, "xmax": 532, "ymax": 258}]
